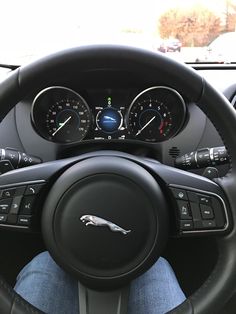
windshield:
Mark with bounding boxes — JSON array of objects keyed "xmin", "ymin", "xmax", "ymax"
[{"xmin": 1, "ymin": 0, "xmax": 236, "ymax": 65}]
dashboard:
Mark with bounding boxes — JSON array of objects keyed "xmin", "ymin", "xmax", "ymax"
[{"xmin": 0, "ymin": 66, "xmax": 234, "ymax": 177}]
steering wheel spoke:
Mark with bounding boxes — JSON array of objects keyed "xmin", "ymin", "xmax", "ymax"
[
  {"xmin": 142, "ymin": 159, "xmax": 230, "ymax": 236},
  {"xmin": 78, "ymin": 282, "xmax": 130, "ymax": 314}
]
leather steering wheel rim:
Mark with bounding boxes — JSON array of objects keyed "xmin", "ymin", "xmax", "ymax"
[{"xmin": 0, "ymin": 45, "xmax": 236, "ymax": 314}]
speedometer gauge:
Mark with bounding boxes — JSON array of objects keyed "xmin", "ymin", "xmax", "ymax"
[
  {"xmin": 31, "ymin": 87, "xmax": 91, "ymax": 143},
  {"xmin": 127, "ymin": 86, "xmax": 186, "ymax": 142}
]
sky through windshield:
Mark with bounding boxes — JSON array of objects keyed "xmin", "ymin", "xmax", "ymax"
[{"xmin": 1, "ymin": 0, "xmax": 236, "ymax": 64}]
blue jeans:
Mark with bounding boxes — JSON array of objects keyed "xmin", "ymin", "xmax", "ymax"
[{"xmin": 14, "ymin": 252, "xmax": 186, "ymax": 314}]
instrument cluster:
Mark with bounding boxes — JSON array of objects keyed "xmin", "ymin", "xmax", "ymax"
[{"xmin": 31, "ymin": 86, "xmax": 187, "ymax": 144}]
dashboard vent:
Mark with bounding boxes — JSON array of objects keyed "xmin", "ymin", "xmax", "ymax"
[
  {"xmin": 231, "ymin": 94, "xmax": 236, "ymax": 108},
  {"xmin": 169, "ymin": 146, "xmax": 180, "ymax": 159}
]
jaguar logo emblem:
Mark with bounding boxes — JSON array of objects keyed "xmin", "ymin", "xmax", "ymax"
[{"xmin": 80, "ymin": 215, "xmax": 131, "ymax": 235}]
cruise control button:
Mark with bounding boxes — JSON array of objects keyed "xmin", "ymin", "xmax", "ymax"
[
  {"xmin": 10, "ymin": 196, "xmax": 22, "ymax": 215},
  {"xmin": 20, "ymin": 196, "xmax": 35, "ymax": 215},
  {"xmin": 180, "ymin": 220, "xmax": 193, "ymax": 231},
  {"xmin": 17, "ymin": 215, "xmax": 31, "ymax": 226},
  {"xmin": 170, "ymin": 188, "xmax": 188, "ymax": 200},
  {"xmin": 177, "ymin": 200, "xmax": 192, "ymax": 219},
  {"xmin": 2, "ymin": 188, "xmax": 15, "ymax": 198},
  {"xmin": 200, "ymin": 204, "xmax": 214, "ymax": 219},
  {"xmin": 0, "ymin": 198, "xmax": 12, "ymax": 213},
  {"xmin": 25, "ymin": 184, "xmax": 44, "ymax": 196},
  {"xmin": 0, "ymin": 214, "xmax": 7, "ymax": 223},
  {"xmin": 198, "ymin": 194, "xmax": 211, "ymax": 205}
]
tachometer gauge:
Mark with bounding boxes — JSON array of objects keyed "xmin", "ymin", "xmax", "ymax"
[
  {"xmin": 127, "ymin": 86, "xmax": 186, "ymax": 142},
  {"xmin": 31, "ymin": 87, "xmax": 91, "ymax": 143}
]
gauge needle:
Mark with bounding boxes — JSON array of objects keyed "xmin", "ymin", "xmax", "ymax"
[
  {"xmin": 52, "ymin": 116, "xmax": 72, "ymax": 136},
  {"xmin": 135, "ymin": 116, "xmax": 156, "ymax": 136}
]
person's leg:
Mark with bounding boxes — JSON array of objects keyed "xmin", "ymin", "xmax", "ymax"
[
  {"xmin": 128, "ymin": 257, "xmax": 186, "ymax": 314},
  {"xmin": 14, "ymin": 251, "xmax": 79, "ymax": 314},
  {"xmin": 14, "ymin": 252, "xmax": 185, "ymax": 314}
]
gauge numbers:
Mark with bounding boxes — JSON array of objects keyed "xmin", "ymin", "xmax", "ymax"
[
  {"xmin": 127, "ymin": 86, "xmax": 186, "ymax": 142},
  {"xmin": 128, "ymin": 99, "xmax": 172, "ymax": 142},
  {"xmin": 46, "ymin": 98, "xmax": 90, "ymax": 143},
  {"xmin": 31, "ymin": 87, "xmax": 91, "ymax": 144}
]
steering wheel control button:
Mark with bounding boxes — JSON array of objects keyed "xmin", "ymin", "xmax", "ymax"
[
  {"xmin": 170, "ymin": 188, "xmax": 188, "ymax": 200},
  {"xmin": 198, "ymin": 194, "xmax": 211, "ymax": 205},
  {"xmin": 200, "ymin": 205, "xmax": 214, "ymax": 219},
  {"xmin": 180, "ymin": 220, "xmax": 193, "ymax": 230},
  {"xmin": 20, "ymin": 196, "xmax": 35, "ymax": 215},
  {"xmin": 17, "ymin": 215, "xmax": 31, "ymax": 226},
  {"xmin": 177, "ymin": 200, "xmax": 191, "ymax": 219},
  {"xmin": 9, "ymin": 196, "xmax": 22, "ymax": 215},
  {"xmin": 25, "ymin": 184, "xmax": 44, "ymax": 195},
  {"xmin": 0, "ymin": 214, "xmax": 7, "ymax": 223},
  {"xmin": 0, "ymin": 198, "xmax": 12, "ymax": 213},
  {"xmin": 2, "ymin": 188, "xmax": 16, "ymax": 198}
]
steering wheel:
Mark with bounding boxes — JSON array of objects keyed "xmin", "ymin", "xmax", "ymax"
[{"xmin": 0, "ymin": 46, "xmax": 235, "ymax": 314}]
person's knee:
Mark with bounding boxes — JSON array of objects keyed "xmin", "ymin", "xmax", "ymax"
[
  {"xmin": 16, "ymin": 251, "xmax": 59, "ymax": 280},
  {"xmin": 148, "ymin": 256, "xmax": 174, "ymax": 275},
  {"xmin": 156, "ymin": 256, "xmax": 173, "ymax": 271}
]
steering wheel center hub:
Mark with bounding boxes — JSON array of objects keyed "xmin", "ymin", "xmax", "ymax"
[{"xmin": 42, "ymin": 156, "xmax": 169, "ymax": 288}]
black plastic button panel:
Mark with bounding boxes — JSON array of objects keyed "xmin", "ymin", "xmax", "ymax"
[
  {"xmin": 170, "ymin": 186, "xmax": 227, "ymax": 234},
  {"xmin": 0, "ymin": 182, "xmax": 45, "ymax": 229}
]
